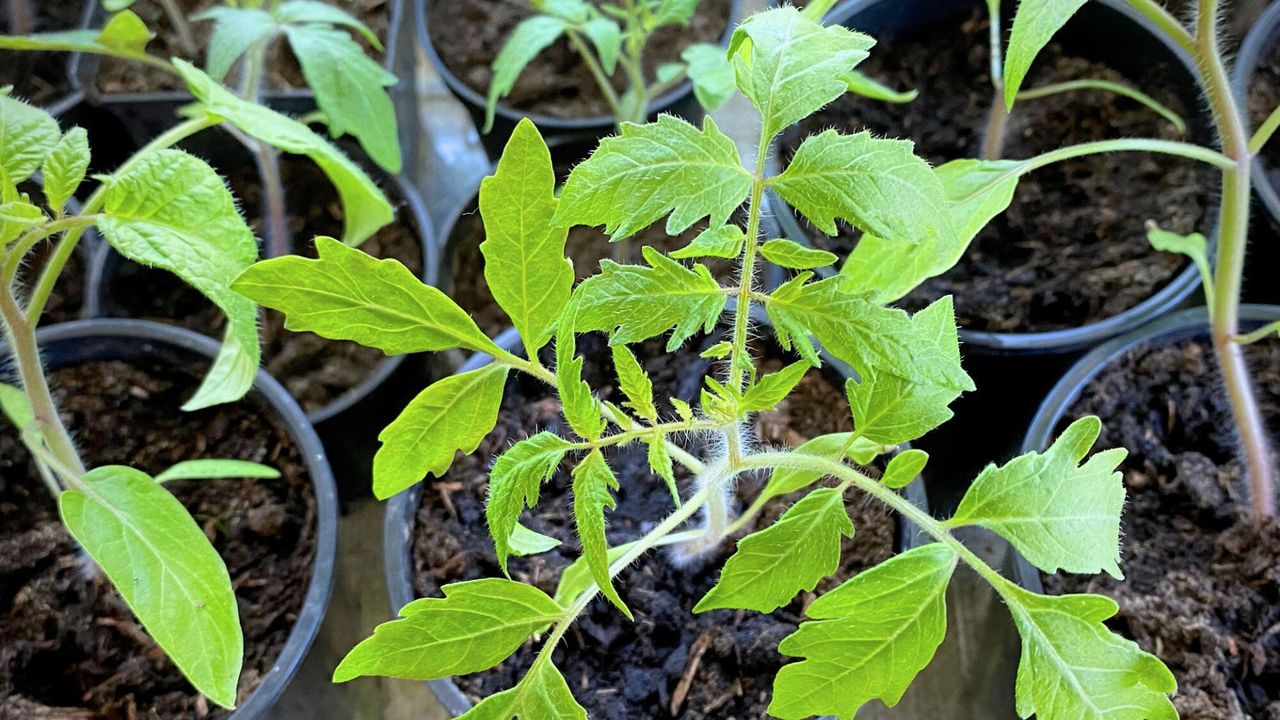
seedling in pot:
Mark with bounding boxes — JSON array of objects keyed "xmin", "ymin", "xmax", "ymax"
[{"xmin": 238, "ymin": 7, "xmax": 1178, "ymax": 717}]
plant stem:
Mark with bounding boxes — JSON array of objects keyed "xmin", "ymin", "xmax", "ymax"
[
  {"xmin": 1249, "ymin": 103, "xmax": 1280, "ymax": 156},
  {"xmin": 980, "ymin": 0, "xmax": 1009, "ymax": 160},
  {"xmin": 1021, "ymin": 138, "xmax": 1235, "ymax": 173},
  {"xmin": 566, "ymin": 29, "xmax": 625, "ymax": 119},
  {"xmin": 237, "ymin": 31, "xmax": 291, "ymax": 258},
  {"xmin": 1122, "ymin": 0, "xmax": 1196, "ymax": 56},
  {"xmin": 1017, "ymin": 79, "xmax": 1187, "ymax": 134},
  {"xmin": 158, "ymin": 0, "xmax": 199, "ymax": 58}
]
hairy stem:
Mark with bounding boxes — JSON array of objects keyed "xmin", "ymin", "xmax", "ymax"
[{"xmin": 158, "ymin": 0, "xmax": 199, "ymax": 58}]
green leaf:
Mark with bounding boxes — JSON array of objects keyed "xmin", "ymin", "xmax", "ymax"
[
  {"xmin": 882, "ymin": 449, "xmax": 927, "ymax": 490},
  {"xmin": 772, "ymin": 130, "xmax": 955, "ymax": 248},
  {"xmin": 612, "ymin": 344, "xmax": 656, "ymax": 420},
  {"xmin": 728, "ymin": 7, "xmax": 874, "ymax": 141},
  {"xmin": 655, "ymin": 0, "xmax": 698, "ymax": 25},
  {"xmin": 572, "ymin": 450, "xmax": 630, "ymax": 618},
  {"xmin": 1003, "ymin": 584, "xmax": 1177, "ymax": 720},
  {"xmin": 0, "ymin": 382, "xmax": 34, "ymax": 431},
  {"xmin": 458, "ymin": 659, "xmax": 587, "ymax": 720},
  {"xmin": 570, "ymin": 246, "xmax": 727, "ymax": 350},
  {"xmin": 285, "ymin": 24, "xmax": 401, "ymax": 173},
  {"xmin": 758, "ymin": 432, "xmax": 884, "ymax": 504},
  {"xmin": 42, "ymin": 127, "xmax": 90, "ymax": 213},
  {"xmin": 197, "ymin": 7, "xmax": 279, "ymax": 81},
  {"xmin": 681, "ymin": 42, "xmax": 735, "ymax": 111},
  {"xmin": 488, "ymin": 431, "xmax": 574, "ymax": 572},
  {"xmin": 175, "ymin": 60, "xmax": 393, "ymax": 245},
  {"xmin": 1148, "ymin": 225, "xmax": 1212, "ymax": 304},
  {"xmin": 233, "ymin": 236, "xmax": 498, "ymax": 356},
  {"xmin": 759, "ymin": 238, "xmax": 837, "ymax": 270},
  {"xmin": 96, "ymin": 9, "xmax": 154, "ymax": 55},
  {"xmin": 696, "ymin": 487, "xmax": 853, "ymax": 614},
  {"xmin": 508, "ymin": 523, "xmax": 561, "ymax": 557},
  {"xmin": 480, "ymin": 119, "xmax": 573, "ymax": 355},
  {"xmin": 841, "ymin": 70, "xmax": 918, "ymax": 104},
  {"xmin": 533, "ymin": 0, "xmax": 591, "ymax": 23},
  {"xmin": 0, "ymin": 94, "xmax": 59, "ymax": 183},
  {"xmin": 770, "ymin": 543, "xmax": 957, "ymax": 720},
  {"xmin": 950, "ymin": 417, "xmax": 1126, "ymax": 578},
  {"xmin": 0, "ymin": 199, "xmax": 46, "ymax": 244},
  {"xmin": 554, "ymin": 541, "xmax": 632, "ymax": 607},
  {"xmin": 741, "ymin": 360, "xmax": 808, "ymax": 412},
  {"xmin": 99, "ymin": 149, "xmax": 259, "ymax": 411},
  {"xmin": 60, "ymin": 466, "xmax": 241, "ymax": 708},
  {"xmin": 104, "ymin": 0, "xmax": 137, "ymax": 9},
  {"xmin": 485, "ymin": 15, "xmax": 565, "ymax": 133},
  {"xmin": 374, "ymin": 364, "xmax": 511, "ymax": 500},
  {"xmin": 701, "ymin": 340, "xmax": 732, "ymax": 359},
  {"xmin": 333, "ymin": 579, "xmax": 562, "ymax": 682},
  {"xmin": 646, "ymin": 434, "xmax": 679, "ymax": 505},
  {"xmin": 0, "ymin": 11, "xmax": 152, "ymax": 63},
  {"xmin": 155, "ymin": 459, "xmax": 280, "ymax": 483},
  {"xmin": 554, "ymin": 115, "xmax": 751, "ymax": 240},
  {"xmin": 671, "ymin": 224, "xmax": 745, "ymax": 260},
  {"xmin": 554, "ymin": 309, "xmax": 607, "ymax": 441},
  {"xmin": 1003, "ymin": 0, "xmax": 1090, "ymax": 109},
  {"xmin": 583, "ymin": 17, "xmax": 621, "ymax": 74},
  {"xmin": 273, "ymin": 0, "xmax": 382, "ymax": 48}
]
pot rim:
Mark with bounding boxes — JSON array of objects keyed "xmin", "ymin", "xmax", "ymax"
[{"xmin": 1232, "ymin": 0, "xmax": 1280, "ymax": 228}]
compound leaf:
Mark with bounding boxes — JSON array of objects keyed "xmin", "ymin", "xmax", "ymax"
[{"xmin": 488, "ymin": 432, "xmax": 574, "ymax": 573}]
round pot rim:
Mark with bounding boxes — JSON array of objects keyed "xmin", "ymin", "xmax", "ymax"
[
  {"xmin": 11, "ymin": 318, "xmax": 338, "ymax": 719},
  {"xmin": 768, "ymin": 0, "xmax": 1215, "ymax": 355},
  {"xmin": 415, "ymin": 0, "xmax": 743, "ymax": 133},
  {"xmin": 1232, "ymin": 0, "xmax": 1280, "ymax": 227}
]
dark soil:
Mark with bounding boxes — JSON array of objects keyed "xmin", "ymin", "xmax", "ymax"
[
  {"xmin": 1043, "ymin": 338, "xmax": 1280, "ymax": 720},
  {"xmin": 0, "ymin": 358, "xmax": 316, "ymax": 718},
  {"xmin": 0, "ymin": 0, "xmax": 81, "ymax": 107},
  {"xmin": 102, "ymin": 154, "xmax": 425, "ymax": 415},
  {"xmin": 410, "ymin": 337, "xmax": 899, "ymax": 718},
  {"xmin": 428, "ymin": 0, "xmax": 732, "ymax": 119},
  {"xmin": 782, "ymin": 9, "xmax": 1215, "ymax": 333},
  {"xmin": 95, "ymin": 0, "xmax": 391, "ymax": 94}
]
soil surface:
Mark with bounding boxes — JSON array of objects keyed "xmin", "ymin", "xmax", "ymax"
[
  {"xmin": 95, "ymin": 0, "xmax": 391, "ymax": 94},
  {"xmin": 428, "ymin": 0, "xmax": 732, "ymax": 119},
  {"xmin": 783, "ymin": 9, "xmax": 1215, "ymax": 333},
  {"xmin": 0, "ymin": 358, "xmax": 316, "ymax": 719},
  {"xmin": 102, "ymin": 154, "xmax": 424, "ymax": 415},
  {"xmin": 410, "ymin": 337, "xmax": 899, "ymax": 718},
  {"xmin": 1044, "ymin": 339, "xmax": 1280, "ymax": 719},
  {"xmin": 0, "ymin": 0, "xmax": 81, "ymax": 107}
]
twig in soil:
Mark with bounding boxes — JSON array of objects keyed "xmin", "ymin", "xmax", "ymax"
[{"xmin": 670, "ymin": 631, "xmax": 712, "ymax": 716}]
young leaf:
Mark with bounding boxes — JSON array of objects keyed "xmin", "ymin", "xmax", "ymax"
[
  {"xmin": 671, "ymin": 224, "xmax": 745, "ymax": 260},
  {"xmin": 0, "ymin": 94, "xmax": 59, "ymax": 183},
  {"xmin": 285, "ymin": 24, "xmax": 401, "ymax": 173},
  {"xmin": 771, "ymin": 130, "xmax": 955, "ymax": 248},
  {"xmin": 233, "ymin": 236, "xmax": 498, "ymax": 357},
  {"xmin": 488, "ymin": 431, "xmax": 574, "ymax": 572},
  {"xmin": 573, "ymin": 451, "xmax": 631, "ymax": 618},
  {"xmin": 555, "ymin": 307, "xmax": 607, "ymax": 441},
  {"xmin": 950, "ymin": 417, "xmax": 1126, "ymax": 578},
  {"xmin": 554, "ymin": 541, "xmax": 632, "ymax": 607},
  {"xmin": 728, "ymin": 8, "xmax": 873, "ymax": 141},
  {"xmin": 97, "ymin": 8, "xmax": 153, "ymax": 54},
  {"xmin": 612, "ymin": 344, "xmax": 657, "ymax": 420},
  {"xmin": 333, "ymin": 579, "xmax": 563, "ymax": 682},
  {"xmin": 155, "ymin": 459, "xmax": 280, "ymax": 483},
  {"xmin": 273, "ymin": 0, "xmax": 382, "ymax": 48},
  {"xmin": 696, "ymin": 487, "xmax": 853, "ymax": 614},
  {"xmin": 646, "ymin": 434, "xmax": 679, "ymax": 505},
  {"xmin": 42, "ymin": 127, "xmax": 90, "ymax": 213},
  {"xmin": 841, "ymin": 70, "xmax": 918, "ymax": 104},
  {"xmin": 570, "ymin": 246, "xmax": 728, "ymax": 350},
  {"xmin": 458, "ymin": 659, "xmax": 586, "ymax": 720},
  {"xmin": 485, "ymin": 16, "xmax": 565, "ymax": 132},
  {"xmin": 1148, "ymin": 225, "xmax": 1212, "ymax": 303},
  {"xmin": 196, "ymin": 7, "xmax": 279, "ymax": 81},
  {"xmin": 681, "ymin": 43, "xmax": 735, "ymax": 111},
  {"xmin": 0, "ymin": 200, "xmax": 46, "ymax": 244},
  {"xmin": 770, "ymin": 543, "xmax": 957, "ymax": 720},
  {"xmin": 60, "ymin": 466, "xmax": 242, "ymax": 708},
  {"xmin": 508, "ymin": 523, "xmax": 561, "ymax": 556},
  {"xmin": 655, "ymin": 0, "xmax": 698, "ymax": 26},
  {"xmin": 740, "ymin": 360, "xmax": 808, "ymax": 412},
  {"xmin": 882, "ymin": 449, "xmax": 927, "ymax": 490},
  {"xmin": 1003, "ymin": 0, "xmax": 1090, "ymax": 109},
  {"xmin": 759, "ymin": 238, "xmax": 837, "ymax": 270},
  {"xmin": 583, "ymin": 17, "xmax": 622, "ymax": 74},
  {"xmin": 374, "ymin": 364, "xmax": 511, "ymax": 500},
  {"xmin": 99, "ymin": 149, "xmax": 260, "ymax": 411},
  {"xmin": 0, "ymin": 382, "xmax": 34, "ymax": 430},
  {"xmin": 554, "ymin": 115, "xmax": 751, "ymax": 240},
  {"xmin": 757, "ymin": 432, "xmax": 884, "ymax": 504},
  {"xmin": 0, "ymin": 11, "xmax": 152, "ymax": 63},
  {"xmin": 175, "ymin": 61, "xmax": 393, "ymax": 245},
  {"xmin": 1003, "ymin": 584, "xmax": 1177, "ymax": 720},
  {"xmin": 480, "ymin": 119, "xmax": 573, "ymax": 356}
]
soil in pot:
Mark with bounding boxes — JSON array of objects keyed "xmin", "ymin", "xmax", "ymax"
[
  {"xmin": 781, "ymin": 8, "xmax": 1215, "ymax": 334},
  {"xmin": 0, "ymin": 0, "xmax": 81, "ymax": 107},
  {"xmin": 94, "ymin": 0, "xmax": 391, "ymax": 94},
  {"xmin": 1042, "ymin": 339, "xmax": 1280, "ymax": 719},
  {"xmin": 409, "ymin": 336, "xmax": 899, "ymax": 718},
  {"xmin": 0, "ymin": 357, "xmax": 316, "ymax": 718},
  {"xmin": 428, "ymin": 0, "xmax": 732, "ymax": 119},
  {"xmin": 102, "ymin": 154, "xmax": 425, "ymax": 415}
]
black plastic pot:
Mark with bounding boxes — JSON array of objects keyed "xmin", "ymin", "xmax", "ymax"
[
  {"xmin": 417, "ymin": 0, "xmax": 744, "ymax": 159},
  {"xmin": 382, "ymin": 338, "xmax": 930, "ymax": 717},
  {"xmin": 1232, "ymin": 0, "xmax": 1280, "ymax": 302},
  {"xmin": 3, "ymin": 318, "xmax": 338, "ymax": 718}
]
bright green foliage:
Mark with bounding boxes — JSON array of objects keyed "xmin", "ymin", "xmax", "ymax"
[
  {"xmin": 757, "ymin": 433, "xmax": 885, "ymax": 505},
  {"xmin": 232, "ymin": 237, "xmax": 497, "ymax": 357},
  {"xmin": 486, "ymin": 15, "xmax": 567, "ymax": 132},
  {"xmin": 273, "ymin": 0, "xmax": 383, "ymax": 46},
  {"xmin": 696, "ymin": 487, "xmax": 853, "ymax": 613},
  {"xmin": 741, "ymin": 361, "xmax": 809, "ymax": 412},
  {"xmin": 681, "ymin": 43, "xmax": 736, "ymax": 111},
  {"xmin": 554, "ymin": 541, "xmax": 633, "ymax": 607},
  {"xmin": 509, "ymin": 523, "xmax": 562, "ymax": 556},
  {"xmin": 881, "ymin": 449, "xmax": 928, "ymax": 490},
  {"xmin": 99, "ymin": 149, "xmax": 260, "ymax": 411},
  {"xmin": 672, "ymin": 224, "xmax": 745, "ymax": 259},
  {"xmin": 555, "ymin": 116, "xmax": 750, "ymax": 240},
  {"xmin": 480, "ymin": 120, "xmax": 573, "ymax": 356},
  {"xmin": 60, "ymin": 466, "xmax": 242, "ymax": 708},
  {"xmin": 458, "ymin": 660, "xmax": 587, "ymax": 720},
  {"xmin": 0, "ymin": 199, "xmax": 45, "ymax": 243},
  {"xmin": 333, "ymin": 579, "xmax": 563, "ymax": 682},
  {"xmin": 0, "ymin": 93, "xmax": 60, "ymax": 183},
  {"xmin": 374, "ymin": 365, "xmax": 511, "ymax": 500},
  {"xmin": 155, "ymin": 459, "xmax": 280, "ymax": 483},
  {"xmin": 573, "ymin": 450, "xmax": 631, "ymax": 618},
  {"xmin": 1003, "ymin": 0, "xmax": 1090, "ymax": 108},
  {"xmin": 583, "ymin": 17, "xmax": 622, "ymax": 73},
  {"xmin": 729, "ymin": 7, "xmax": 873, "ymax": 142},
  {"xmin": 950, "ymin": 417, "xmax": 1126, "ymax": 578},
  {"xmin": 612, "ymin": 344, "xmax": 657, "ymax": 420},
  {"xmin": 759, "ymin": 238, "xmax": 837, "ymax": 270},
  {"xmin": 1003, "ymin": 584, "xmax": 1177, "ymax": 720},
  {"xmin": 1148, "ymin": 226, "xmax": 1213, "ymax": 306},
  {"xmin": 42, "ymin": 127, "xmax": 90, "ymax": 213},
  {"xmin": 842, "ymin": 70, "xmax": 918, "ymax": 104},
  {"xmin": 0, "ymin": 10, "xmax": 154, "ymax": 63},
  {"xmin": 771, "ymin": 543, "xmax": 957, "ymax": 720},
  {"xmin": 0, "ymin": 382, "xmax": 34, "ymax": 430},
  {"xmin": 197, "ymin": 7, "xmax": 278, "ymax": 81},
  {"xmin": 488, "ymin": 432, "xmax": 575, "ymax": 573}
]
